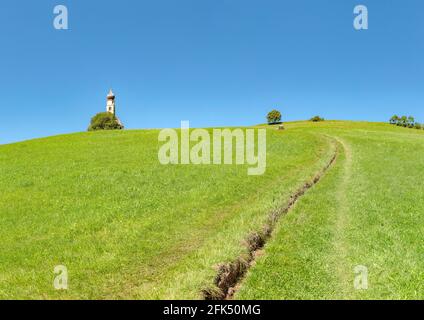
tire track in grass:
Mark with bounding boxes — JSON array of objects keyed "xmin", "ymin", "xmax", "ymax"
[
  {"xmin": 202, "ymin": 138, "xmax": 340, "ymax": 300},
  {"xmin": 331, "ymin": 137, "xmax": 354, "ymax": 298}
]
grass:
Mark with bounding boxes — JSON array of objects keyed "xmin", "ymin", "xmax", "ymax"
[
  {"xmin": 1, "ymin": 121, "xmax": 423, "ymax": 299},
  {"xmin": 0, "ymin": 127, "xmax": 332, "ymax": 299},
  {"xmin": 237, "ymin": 121, "xmax": 424, "ymax": 299}
]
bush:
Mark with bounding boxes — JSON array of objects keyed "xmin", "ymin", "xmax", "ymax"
[
  {"xmin": 310, "ymin": 116, "xmax": 325, "ymax": 122},
  {"xmin": 267, "ymin": 110, "xmax": 282, "ymax": 125},
  {"xmin": 390, "ymin": 115, "xmax": 421, "ymax": 131},
  {"xmin": 88, "ymin": 112, "xmax": 124, "ymax": 131}
]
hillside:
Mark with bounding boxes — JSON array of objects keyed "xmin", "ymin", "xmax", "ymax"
[
  {"xmin": 238, "ymin": 121, "xmax": 424, "ymax": 299},
  {"xmin": 0, "ymin": 121, "xmax": 423, "ymax": 299}
]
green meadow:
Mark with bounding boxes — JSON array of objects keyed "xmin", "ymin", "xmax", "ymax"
[
  {"xmin": 238, "ymin": 121, "xmax": 424, "ymax": 299},
  {"xmin": 0, "ymin": 121, "xmax": 423, "ymax": 299}
]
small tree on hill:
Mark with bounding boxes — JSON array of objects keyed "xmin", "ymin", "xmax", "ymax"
[
  {"xmin": 389, "ymin": 115, "xmax": 399, "ymax": 125},
  {"xmin": 267, "ymin": 110, "xmax": 282, "ymax": 125},
  {"xmin": 310, "ymin": 116, "xmax": 325, "ymax": 122},
  {"xmin": 407, "ymin": 116, "xmax": 415, "ymax": 128},
  {"xmin": 88, "ymin": 112, "xmax": 124, "ymax": 131},
  {"xmin": 399, "ymin": 116, "xmax": 408, "ymax": 127}
]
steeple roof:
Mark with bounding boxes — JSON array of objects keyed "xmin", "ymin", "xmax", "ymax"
[{"xmin": 107, "ymin": 89, "xmax": 115, "ymax": 98}]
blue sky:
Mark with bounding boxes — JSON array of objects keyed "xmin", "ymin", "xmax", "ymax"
[{"xmin": 0, "ymin": 0, "xmax": 423, "ymax": 144}]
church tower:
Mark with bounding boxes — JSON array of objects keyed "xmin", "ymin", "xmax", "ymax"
[{"xmin": 106, "ymin": 89, "xmax": 116, "ymax": 115}]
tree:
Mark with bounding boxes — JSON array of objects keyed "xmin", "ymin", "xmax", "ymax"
[
  {"xmin": 399, "ymin": 116, "xmax": 408, "ymax": 127},
  {"xmin": 88, "ymin": 112, "xmax": 124, "ymax": 131},
  {"xmin": 389, "ymin": 115, "xmax": 399, "ymax": 125},
  {"xmin": 267, "ymin": 110, "xmax": 282, "ymax": 125},
  {"xmin": 407, "ymin": 116, "xmax": 415, "ymax": 128},
  {"xmin": 310, "ymin": 116, "xmax": 325, "ymax": 122}
]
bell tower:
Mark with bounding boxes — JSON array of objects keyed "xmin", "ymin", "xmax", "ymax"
[{"xmin": 106, "ymin": 89, "xmax": 116, "ymax": 115}]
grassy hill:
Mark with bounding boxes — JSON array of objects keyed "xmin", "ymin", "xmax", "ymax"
[
  {"xmin": 0, "ymin": 121, "xmax": 423, "ymax": 299},
  {"xmin": 237, "ymin": 121, "xmax": 424, "ymax": 299}
]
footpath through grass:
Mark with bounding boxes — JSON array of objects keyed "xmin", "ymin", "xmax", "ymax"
[
  {"xmin": 237, "ymin": 121, "xmax": 424, "ymax": 299},
  {"xmin": 0, "ymin": 128, "xmax": 333, "ymax": 299}
]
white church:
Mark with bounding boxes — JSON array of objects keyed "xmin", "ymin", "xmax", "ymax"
[
  {"xmin": 106, "ymin": 89, "xmax": 123, "ymax": 128},
  {"xmin": 106, "ymin": 89, "xmax": 116, "ymax": 115}
]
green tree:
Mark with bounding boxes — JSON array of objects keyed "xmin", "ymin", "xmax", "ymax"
[
  {"xmin": 389, "ymin": 115, "xmax": 399, "ymax": 125},
  {"xmin": 267, "ymin": 110, "xmax": 282, "ymax": 125},
  {"xmin": 407, "ymin": 116, "xmax": 415, "ymax": 128},
  {"xmin": 399, "ymin": 116, "xmax": 408, "ymax": 127},
  {"xmin": 310, "ymin": 116, "xmax": 325, "ymax": 122},
  {"xmin": 88, "ymin": 112, "xmax": 124, "ymax": 131}
]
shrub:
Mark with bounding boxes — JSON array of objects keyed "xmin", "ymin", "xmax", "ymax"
[
  {"xmin": 310, "ymin": 116, "xmax": 325, "ymax": 122},
  {"xmin": 88, "ymin": 112, "xmax": 124, "ymax": 131},
  {"xmin": 414, "ymin": 123, "xmax": 422, "ymax": 130},
  {"xmin": 267, "ymin": 110, "xmax": 282, "ymax": 125}
]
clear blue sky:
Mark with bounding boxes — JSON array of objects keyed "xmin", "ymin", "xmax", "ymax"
[{"xmin": 0, "ymin": 0, "xmax": 423, "ymax": 144}]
